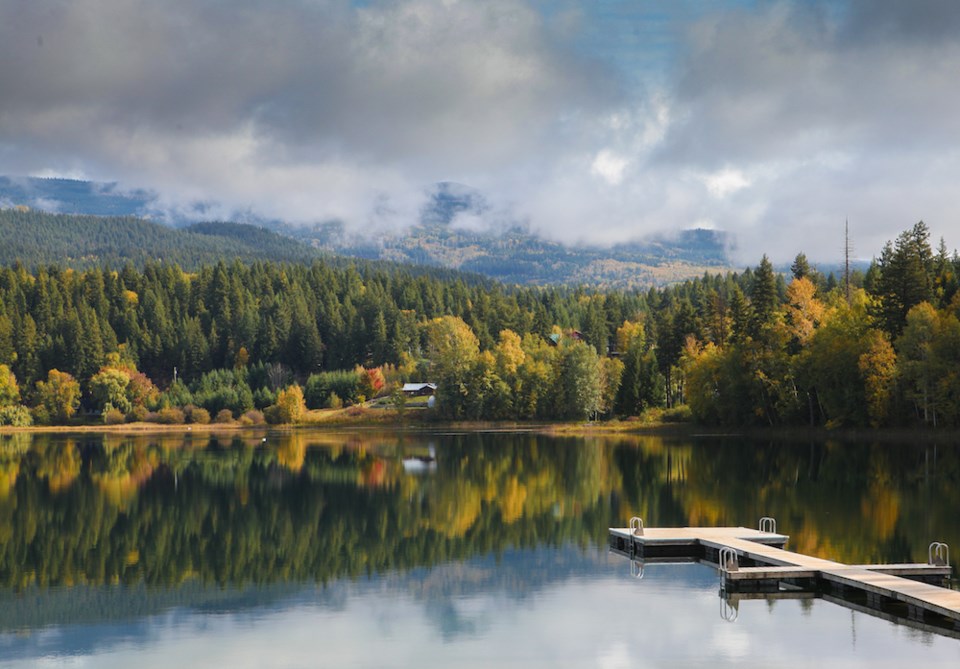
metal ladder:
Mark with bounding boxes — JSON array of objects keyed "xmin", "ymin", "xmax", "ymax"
[{"xmin": 929, "ymin": 541, "xmax": 950, "ymax": 567}]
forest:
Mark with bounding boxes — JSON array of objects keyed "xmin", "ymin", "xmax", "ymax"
[{"xmin": 0, "ymin": 219, "xmax": 957, "ymax": 428}]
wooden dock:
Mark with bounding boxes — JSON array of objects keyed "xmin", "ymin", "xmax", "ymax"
[{"xmin": 609, "ymin": 522, "xmax": 958, "ymax": 634}]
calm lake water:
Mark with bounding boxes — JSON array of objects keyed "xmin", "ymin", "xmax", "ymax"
[{"xmin": 0, "ymin": 429, "xmax": 958, "ymax": 667}]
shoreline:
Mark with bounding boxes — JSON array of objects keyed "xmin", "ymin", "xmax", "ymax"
[{"xmin": 2, "ymin": 416, "xmax": 959, "ymax": 442}]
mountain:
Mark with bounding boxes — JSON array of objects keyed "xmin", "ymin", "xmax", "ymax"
[
  {"xmin": 288, "ymin": 182, "xmax": 735, "ymax": 288},
  {"xmin": 0, "ymin": 176, "xmax": 737, "ymax": 286},
  {"xmin": 0, "ymin": 209, "xmax": 323, "ymax": 269}
]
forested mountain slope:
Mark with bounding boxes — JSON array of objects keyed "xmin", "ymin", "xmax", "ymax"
[
  {"xmin": 0, "ymin": 209, "xmax": 322, "ymax": 268},
  {"xmin": 0, "ymin": 176, "xmax": 736, "ymax": 287}
]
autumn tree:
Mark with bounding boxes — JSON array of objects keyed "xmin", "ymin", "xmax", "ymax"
[
  {"xmin": 0, "ymin": 364, "xmax": 19, "ymax": 408},
  {"xmin": 858, "ymin": 330, "xmax": 897, "ymax": 428},
  {"xmin": 784, "ymin": 276, "xmax": 824, "ymax": 348},
  {"xmin": 272, "ymin": 384, "xmax": 307, "ymax": 424},
  {"xmin": 35, "ymin": 369, "xmax": 81, "ymax": 423}
]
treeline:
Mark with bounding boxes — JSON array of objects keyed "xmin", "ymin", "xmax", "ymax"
[
  {"xmin": 0, "ymin": 255, "xmax": 657, "ymax": 424},
  {"xmin": 681, "ymin": 222, "xmax": 960, "ymax": 427},
  {"xmin": 0, "ymin": 219, "xmax": 957, "ymax": 428}
]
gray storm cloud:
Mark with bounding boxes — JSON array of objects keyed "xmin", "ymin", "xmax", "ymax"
[{"xmin": 0, "ymin": 0, "xmax": 958, "ymax": 263}]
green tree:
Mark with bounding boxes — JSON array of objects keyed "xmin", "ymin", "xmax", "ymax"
[
  {"xmin": 90, "ymin": 367, "xmax": 133, "ymax": 414},
  {"xmin": 897, "ymin": 302, "xmax": 939, "ymax": 425},
  {"xmin": 552, "ymin": 341, "xmax": 601, "ymax": 420},
  {"xmin": 871, "ymin": 221, "xmax": 934, "ymax": 338},
  {"xmin": 749, "ymin": 255, "xmax": 778, "ymax": 337},
  {"xmin": 424, "ymin": 316, "xmax": 480, "ymax": 419},
  {"xmin": 791, "ymin": 252, "xmax": 812, "ymax": 281}
]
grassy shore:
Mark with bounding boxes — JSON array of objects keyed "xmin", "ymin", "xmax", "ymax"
[{"xmin": 2, "ymin": 403, "xmax": 957, "ymax": 441}]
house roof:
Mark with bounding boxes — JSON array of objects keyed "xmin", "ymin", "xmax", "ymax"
[{"xmin": 401, "ymin": 383, "xmax": 437, "ymax": 392}]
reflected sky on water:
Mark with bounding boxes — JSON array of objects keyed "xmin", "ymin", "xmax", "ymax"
[{"xmin": 0, "ymin": 429, "xmax": 958, "ymax": 666}]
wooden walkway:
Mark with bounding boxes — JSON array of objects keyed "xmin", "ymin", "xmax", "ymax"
[{"xmin": 609, "ymin": 524, "xmax": 959, "ymax": 633}]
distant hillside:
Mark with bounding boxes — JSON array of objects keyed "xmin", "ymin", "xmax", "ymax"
[
  {"xmin": 0, "ymin": 209, "xmax": 322, "ymax": 269},
  {"xmin": 0, "ymin": 176, "xmax": 738, "ymax": 286}
]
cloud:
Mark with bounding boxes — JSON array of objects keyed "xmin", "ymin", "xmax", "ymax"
[
  {"xmin": 650, "ymin": 0, "xmax": 960, "ymax": 261},
  {"xmin": 1, "ymin": 0, "xmax": 959, "ymax": 264},
  {"xmin": 0, "ymin": 0, "xmax": 614, "ymax": 227}
]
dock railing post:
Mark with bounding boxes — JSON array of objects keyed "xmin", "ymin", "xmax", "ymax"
[{"xmin": 629, "ymin": 516, "xmax": 644, "ymax": 536}]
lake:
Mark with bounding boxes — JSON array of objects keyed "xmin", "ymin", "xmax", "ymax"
[{"xmin": 0, "ymin": 429, "xmax": 958, "ymax": 667}]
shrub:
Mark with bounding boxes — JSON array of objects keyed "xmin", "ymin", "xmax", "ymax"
[
  {"xmin": 661, "ymin": 405, "xmax": 693, "ymax": 423},
  {"xmin": 239, "ymin": 409, "xmax": 266, "ymax": 426},
  {"xmin": 103, "ymin": 404, "xmax": 126, "ymax": 425},
  {"xmin": 325, "ymin": 392, "xmax": 343, "ymax": 409},
  {"xmin": 0, "ymin": 405, "xmax": 33, "ymax": 427},
  {"xmin": 30, "ymin": 405, "xmax": 51, "ymax": 426},
  {"xmin": 187, "ymin": 406, "xmax": 211, "ymax": 424},
  {"xmin": 156, "ymin": 407, "xmax": 186, "ymax": 424},
  {"xmin": 263, "ymin": 404, "xmax": 282, "ymax": 425},
  {"xmin": 126, "ymin": 405, "xmax": 149, "ymax": 423},
  {"xmin": 215, "ymin": 408, "xmax": 235, "ymax": 424}
]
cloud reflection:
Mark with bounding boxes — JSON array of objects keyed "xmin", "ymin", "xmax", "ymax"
[{"xmin": 3, "ymin": 555, "xmax": 957, "ymax": 668}]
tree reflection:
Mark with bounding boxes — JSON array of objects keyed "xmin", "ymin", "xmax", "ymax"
[{"xmin": 0, "ymin": 430, "xmax": 956, "ymax": 589}]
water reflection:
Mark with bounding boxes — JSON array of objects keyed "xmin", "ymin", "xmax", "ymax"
[
  {"xmin": 0, "ymin": 429, "xmax": 958, "ymax": 664},
  {"xmin": 0, "ymin": 431, "xmax": 958, "ymax": 591}
]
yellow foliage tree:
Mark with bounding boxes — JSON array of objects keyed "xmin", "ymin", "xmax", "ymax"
[
  {"xmin": 858, "ymin": 330, "xmax": 897, "ymax": 428},
  {"xmin": 35, "ymin": 369, "xmax": 81, "ymax": 423},
  {"xmin": 784, "ymin": 276, "xmax": 824, "ymax": 346},
  {"xmin": 615, "ymin": 320, "xmax": 644, "ymax": 355},
  {"xmin": 274, "ymin": 384, "xmax": 307, "ymax": 424},
  {"xmin": 0, "ymin": 364, "xmax": 19, "ymax": 408}
]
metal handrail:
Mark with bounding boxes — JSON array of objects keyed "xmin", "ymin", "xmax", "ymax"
[
  {"xmin": 630, "ymin": 516, "xmax": 644, "ymax": 536},
  {"xmin": 721, "ymin": 596, "xmax": 739, "ymax": 623},
  {"xmin": 719, "ymin": 547, "xmax": 739, "ymax": 573},
  {"xmin": 929, "ymin": 541, "xmax": 950, "ymax": 566},
  {"xmin": 759, "ymin": 517, "xmax": 777, "ymax": 534}
]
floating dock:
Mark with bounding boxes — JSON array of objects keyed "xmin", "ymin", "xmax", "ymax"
[{"xmin": 609, "ymin": 519, "xmax": 958, "ymax": 636}]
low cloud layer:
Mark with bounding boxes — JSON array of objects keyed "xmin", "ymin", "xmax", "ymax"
[{"xmin": 1, "ymin": 0, "xmax": 958, "ymax": 263}]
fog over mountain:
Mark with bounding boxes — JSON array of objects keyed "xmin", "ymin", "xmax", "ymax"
[
  {"xmin": 0, "ymin": 176, "xmax": 733, "ymax": 287},
  {"xmin": 2, "ymin": 1, "xmax": 959, "ymax": 263}
]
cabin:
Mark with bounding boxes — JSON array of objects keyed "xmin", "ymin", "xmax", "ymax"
[
  {"xmin": 401, "ymin": 383, "xmax": 437, "ymax": 397},
  {"xmin": 548, "ymin": 329, "xmax": 585, "ymax": 346}
]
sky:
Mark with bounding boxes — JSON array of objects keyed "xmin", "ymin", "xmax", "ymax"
[{"xmin": 1, "ymin": 0, "xmax": 959, "ymax": 263}]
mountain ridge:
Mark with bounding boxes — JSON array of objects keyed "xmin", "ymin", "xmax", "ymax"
[{"xmin": 0, "ymin": 176, "xmax": 737, "ymax": 287}]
